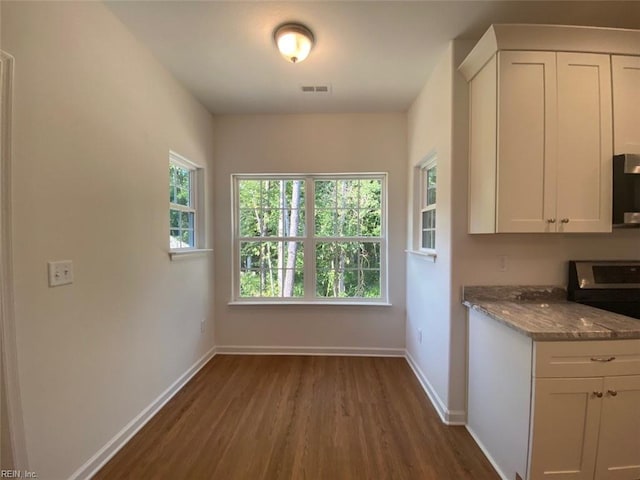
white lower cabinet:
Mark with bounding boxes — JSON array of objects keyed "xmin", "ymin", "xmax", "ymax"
[
  {"xmin": 529, "ymin": 343, "xmax": 640, "ymax": 480},
  {"xmin": 529, "ymin": 377, "xmax": 603, "ymax": 479},
  {"xmin": 529, "ymin": 376, "xmax": 640, "ymax": 480},
  {"xmin": 594, "ymin": 375, "xmax": 640, "ymax": 480},
  {"xmin": 467, "ymin": 309, "xmax": 640, "ymax": 480}
]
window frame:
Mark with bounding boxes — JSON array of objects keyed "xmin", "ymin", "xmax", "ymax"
[
  {"xmin": 231, "ymin": 173, "xmax": 389, "ymax": 305},
  {"xmin": 169, "ymin": 151, "xmax": 205, "ymax": 252},
  {"xmin": 414, "ymin": 153, "xmax": 437, "ymax": 255}
]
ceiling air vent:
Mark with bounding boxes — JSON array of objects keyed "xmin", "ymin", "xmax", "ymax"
[{"xmin": 300, "ymin": 84, "xmax": 332, "ymax": 94}]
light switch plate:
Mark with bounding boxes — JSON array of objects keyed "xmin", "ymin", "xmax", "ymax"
[{"xmin": 48, "ymin": 260, "xmax": 73, "ymax": 287}]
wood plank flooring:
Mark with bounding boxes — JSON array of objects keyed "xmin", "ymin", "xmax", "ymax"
[{"xmin": 95, "ymin": 355, "xmax": 499, "ymax": 479}]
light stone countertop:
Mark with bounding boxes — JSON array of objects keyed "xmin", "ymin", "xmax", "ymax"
[{"xmin": 463, "ymin": 286, "xmax": 640, "ymax": 341}]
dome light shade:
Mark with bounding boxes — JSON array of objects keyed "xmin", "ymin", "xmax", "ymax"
[{"xmin": 274, "ymin": 23, "xmax": 314, "ymax": 64}]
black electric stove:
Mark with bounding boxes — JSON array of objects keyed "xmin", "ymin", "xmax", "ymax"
[{"xmin": 568, "ymin": 261, "xmax": 640, "ymax": 320}]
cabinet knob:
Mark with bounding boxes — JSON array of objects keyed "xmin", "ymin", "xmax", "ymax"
[
  {"xmin": 560, "ymin": 218, "xmax": 570, "ymax": 223},
  {"xmin": 607, "ymin": 390, "xmax": 618, "ymax": 397},
  {"xmin": 546, "ymin": 218, "xmax": 556, "ymax": 224},
  {"xmin": 593, "ymin": 391, "xmax": 603, "ymax": 398}
]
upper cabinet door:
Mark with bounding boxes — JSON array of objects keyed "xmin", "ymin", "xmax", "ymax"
[
  {"xmin": 612, "ymin": 55, "xmax": 640, "ymax": 155},
  {"xmin": 556, "ymin": 53, "xmax": 613, "ymax": 233},
  {"xmin": 497, "ymin": 51, "xmax": 558, "ymax": 233}
]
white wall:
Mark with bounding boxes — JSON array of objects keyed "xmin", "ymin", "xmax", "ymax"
[
  {"xmin": 407, "ymin": 41, "xmax": 640, "ymax": 421},
  {"xmin": 2, "ymin": 2, "xmax": 215, "ymax": 478},
  {"xmin": 405, "ymin": 44, "xmax": 461, "ymax": 421},
  {"xmin": 409, "ymin": 37, "xmax": 640, "ymax": 423},
  {"xmin": 213, "ymin": 114, "xmax": 407, "ymax": 352},
  {"xmin": 1, "ymin": 381, "xmax": 13, "ymax": 469},
  {"xmin": 449, "ymin": 40, "xmax": 640, "ymax": 419}
]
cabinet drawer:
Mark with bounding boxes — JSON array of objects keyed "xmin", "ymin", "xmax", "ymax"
[{"xmin": 534, "ymin": 340, "xmax": 640, "ymax": 378}]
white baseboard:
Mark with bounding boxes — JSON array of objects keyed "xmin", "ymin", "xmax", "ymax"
[
  {"xmin": 215, "ymin": 345, "xmax": 405, "ymax": 357},
  {"xmin": 69, "ymin": 346, "xmax": 217, "ymax": 480},
  {"xmin": 466, "ymin": 425, "xmax": 509, "ymax": 480},
  {"xmin": 404, "ymin": 350, "xmax": 466, "ymax": 425}
]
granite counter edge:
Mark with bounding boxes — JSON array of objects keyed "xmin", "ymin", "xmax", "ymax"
[{"xmin": 462, "ymin": 301, "xmax": 633, "ymax": 341}]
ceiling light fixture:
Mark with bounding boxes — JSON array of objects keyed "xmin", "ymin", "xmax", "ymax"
[{"xmin": 273, "ymin": 23, "xmax": 315, "ymax": 64}]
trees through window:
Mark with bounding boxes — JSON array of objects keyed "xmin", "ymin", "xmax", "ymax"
[
  {"xmin": 169, "ymin": 152, "xmax": 203, "ymax": 250},
  {"xmin": 233, "ymin": 174, "xmax": 387, "ymax": 302},
  {"xmin": 420, "ymin": 161, "xmax": 436, "ymax": 251}
]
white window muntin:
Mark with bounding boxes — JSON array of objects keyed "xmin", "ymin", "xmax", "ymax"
[
  {"xmin": 234, "ymin": 176, "xmax": 307, "ymax": 299},
  {"xmin": 418, "ymin": 155, "xmax": 436, "ymax": 253},
  {"xmin": 232, "ymin": 173, "xmax": 388, "ymax": 303},
  {"xmin": 169, "ymin": 151, "xmax": 203, "ymax": 250},
  {"xmin": 310, "ymin": 175, "xmax": 385, "ymax": 301}
]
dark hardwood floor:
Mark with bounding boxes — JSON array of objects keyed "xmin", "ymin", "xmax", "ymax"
[{"xmin": 95, "ymin": 355, "xmax": 499, "ymax": 479}]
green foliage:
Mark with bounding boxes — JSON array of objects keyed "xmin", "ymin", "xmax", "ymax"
[
  {"xmin": 169, "ymin": 164, "xmax": 195, "ymax": 248},
  {"xmin": 169, "ymin": 164, "xmax": 191, "ymax": 206},
  {"xmin": 426, "ymin": 166, "xmax": 436, "ymax": 205},
  {"xmin": 315, "ymin": 241, "xmax": 380, "ymax": 297},
  {"xmin": 237, "ymin": 177, "xmax": 382, "ymax": 299}
]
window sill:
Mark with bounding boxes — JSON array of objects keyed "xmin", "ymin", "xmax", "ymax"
[
  {"xmin": 168, "ymin": 248, "xmax": 213, "ymax": 260},
  {"xmin": 405, "ymin": 249, "xmax": 437, "ymax": 262},
  {"xmin": 228, "ymin": 300, "xmax": 392, "ymax": 307}
]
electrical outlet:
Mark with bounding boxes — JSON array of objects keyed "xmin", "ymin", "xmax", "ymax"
[
  {"xmin": 418, "ymin": 328, "xmax": 423, "ymax": 344},
  {"xmin": 48, "ymin": 260, "xmax": 73, "ymax": 287},
  {"xmin": 498, "ymin": 255, "xmax": 509, "ymax": 272},
  {"xmin": 200, "ymin": 319, "xmax": 205, "ymax": 333}
]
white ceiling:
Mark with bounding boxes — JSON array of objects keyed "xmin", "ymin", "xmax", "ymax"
[{"xmin": 105, "ymin": 1, "xmax": 640, "ymax": 115}]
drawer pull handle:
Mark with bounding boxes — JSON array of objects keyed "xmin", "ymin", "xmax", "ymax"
[
  {"xmin": 593, "ymin": 391, "xmax": 603, "ymax": 398},
  {"xmin": 608, "ymin": 390, "xmax": 618, "ymax": 397},
  {"xmin": 590, "ymin": 356, "xmax": 616, "ymax": 362}
]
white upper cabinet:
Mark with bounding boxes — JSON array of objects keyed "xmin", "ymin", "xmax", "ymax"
[
  {"xmin": 556, "ymin": 53, "xmax": 613, "ymax": 233},
  {"xmin": 460, "ymin": 25, "xmax": 640, "ymax": 234},
  {"xmin": 612, "ymin": 55, "xmax": 640, "ymax": 155},
  {"xmin": 470, "ymin": 50, "xmax": 612, "ymax": 233},
  {"xmin": 496, "ymin": 51, "xmax": 557, "ymax": 233}
]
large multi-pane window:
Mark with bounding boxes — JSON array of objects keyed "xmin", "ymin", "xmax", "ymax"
[
  {"xmin": 169, "ymin": 152, "xmax": 203, "ymax": 250},
  {"xmin": 233, "ymin": 174, "xmax": 387, "ymax": 303}
]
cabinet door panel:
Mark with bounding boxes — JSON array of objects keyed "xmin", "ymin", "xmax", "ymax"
[
  {"xmin": 469, "ymin": 55, "xmax": 498, "ymax": 233},
  {"xmin": 556, "ymin": 53, "xmax": 613, "ymax": 232},
  {"xmin": 595, "ymin": 375, "xmax": 640, "ymax": 480},
  {"xmin": 497, "ymin": 51, "xmax": 557, "ymax": 233},
  {"xmin": 612, "ymin": 56, "xmax": 640, "ymax": 155},
  {"xmin": 529, "ymin": 377, "xmax": 603, "ymax": 479}
]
